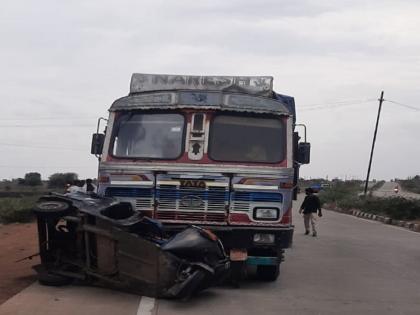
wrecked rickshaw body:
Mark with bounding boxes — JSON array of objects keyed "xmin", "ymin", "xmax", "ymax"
[{"xmin": 33, "ymin": 193, "xmax": 229, "ymax": 299}]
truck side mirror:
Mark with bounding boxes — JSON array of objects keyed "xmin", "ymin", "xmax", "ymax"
[
  {"xmin": 91, "ymin": 133, "xmax": 105, "ymax": 155},
  {"xmin": 297, "ymin": 142, "xmax": 311, "ymax": 164}
]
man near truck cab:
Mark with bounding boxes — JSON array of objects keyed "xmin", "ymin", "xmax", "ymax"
[{"xmin": 299, "ymin": 188, "xmax": 322, "ymax": 237}]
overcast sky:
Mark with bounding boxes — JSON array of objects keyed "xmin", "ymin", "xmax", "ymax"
[{"xmin": 1, "ymin": 0, "xmax": 420, "ymax": 181}]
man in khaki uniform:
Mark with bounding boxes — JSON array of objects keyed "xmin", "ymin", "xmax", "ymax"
[{"xmin": 299, "ymin": 188, "xmax": 322, "ymax": 237}]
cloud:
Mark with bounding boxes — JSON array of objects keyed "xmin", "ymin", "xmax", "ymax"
[{"xmin": 0, "ymin": 0, "xmax": 419, "ymax": 179}]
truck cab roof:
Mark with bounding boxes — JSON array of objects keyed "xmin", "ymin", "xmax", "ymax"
[{"xmin": 109, "ymin": 73, "xmax": 296, "ymax": 119}]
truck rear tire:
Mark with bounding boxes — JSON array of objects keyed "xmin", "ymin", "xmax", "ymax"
[{"xmin": 256, "ymin": 264, "xmax": 279, "ymax": 281}]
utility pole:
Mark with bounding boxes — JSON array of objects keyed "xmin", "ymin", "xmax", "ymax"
[{"xmin": 364, "ymin": 91, "xmax": 384, "ymax": 195}]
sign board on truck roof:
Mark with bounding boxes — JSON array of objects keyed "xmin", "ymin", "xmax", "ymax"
[{"xmin": 130, "ymin": 73, "xmax": 274, "ymax": 97}]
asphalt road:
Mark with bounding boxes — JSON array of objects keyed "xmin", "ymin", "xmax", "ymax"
[
  {"xmin": 373, "ymin": 181, "xmax": 420, "ymax": 199},
  {"xmin": 1, "ymin": 194, "xmax": 420, "ymax": 315}
]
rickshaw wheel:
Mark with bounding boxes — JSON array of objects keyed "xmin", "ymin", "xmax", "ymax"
[
  {"xmin": 38, "ymin": 271, "xmax": 73, "ymax": 286},
  {"xmin": 33, "ymin": 200, "xmax": 70, "ymax": 218}
]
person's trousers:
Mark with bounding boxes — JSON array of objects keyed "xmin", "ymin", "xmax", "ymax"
[{"xmin": 303, "ymin": 213, "xmax": 316, "ymax": 233}]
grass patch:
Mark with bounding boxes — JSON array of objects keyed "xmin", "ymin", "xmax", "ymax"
[
  {"xmin": 398, "ymin": 176, "xmax": 420, "ymax": 194},
  {"xmin": 318, "ymin": 180, "xmax": 363, "ymax": 208},
  {"xmin": 370, "ymin": 180, "xmax": 385, "ymax": 191},
  {"xmin": 319, "ymin": 182, "xmax": 420, "ymax": 221},
  {"xmin": 360, "ymin": 197, "xmax": 420, "ymax": 221},
  {"xmin": 0, "ymin": 196, "xmax": 40, "ymax": 223}
]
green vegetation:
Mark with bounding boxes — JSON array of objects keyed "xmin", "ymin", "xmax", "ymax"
[
  {"xmin": 361, "ymin": 197, "xmax": 420, "ymax": 221},
  {"xmin": 0, "ymin": 196, "xmax": 40, "ymax": 223},
  {"xmin": 0, "ymin": 171, "xmax": 81, "ymax": 224},
  {"xmin": 318, "ymin": 180, "xmax": 363, "ymax": 208},
  {"xmin": 48, "ymin": 172, "xmax": 78, "ymax": 188},
  {"xmin": 24, "ymin": 172, "xmax": 42, "ymax": 186},
  {"xmin": 398, "ymin": 175, "xmax": 420, "ymax": 194},
  {"xmin": 370, "ymin": 180, "xmax": 385, "ymax": 191},
  {"xmin": 319, "ymin": 181, "xmax": 420, "ymax": 221}
]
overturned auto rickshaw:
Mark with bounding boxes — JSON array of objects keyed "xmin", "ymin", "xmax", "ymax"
[{"xmin": 33, "ymin": 193, "xmax": 229, "ymax": 299}]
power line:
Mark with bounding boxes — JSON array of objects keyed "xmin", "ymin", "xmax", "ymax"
[
  {"xmin": 0, "ymin": 142, "xmax": 86, "ymax": 152},
  {"xmin": 300, "ymin": 98, "xmax": 377, "ymax": 108},
  {"xmin": 300, "ymin": 99, "xmax": 377, "ymax": 112},
  {"xmin": 0, "ymin": 124, "xmax": 93, "ymax": 128},
  {"xmin": 384, "ymin": 99, "xmax": 420, "ymax": 111},
  {"xmin": 0, "ymin": 116, "xmax": 98, "ymax": 121},
  {"xmin": 0, "ymin": 165, "xmax": 93, "ymax": 169}
]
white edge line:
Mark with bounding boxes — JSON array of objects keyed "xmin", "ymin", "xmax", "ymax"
[{"xmin": 137, "ymin": 296, "xmax": 156, "ymax": 315}]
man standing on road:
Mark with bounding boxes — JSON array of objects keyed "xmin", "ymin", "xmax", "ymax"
[{"xmin": 299, "ymin": 188, "xmax": 322, "ymax": 237}]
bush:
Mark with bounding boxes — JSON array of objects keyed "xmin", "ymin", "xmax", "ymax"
[
  {"xmin": 48, "ymin": 172, "xmax": 78, "ymax": 188},
  {"xmin": 0, "ymin": 196, "xmax": 39, "ymax": 223},
  {"xmin": 370, "ymin": 180, "xmax": 385, "ymax": 191},
  {"xmin": 398, "ymin": 175, "xmax": 420, "ymax": 194},
  {"xmin": 361, "ymin": 197, "xmax": 420, "ymax": 220},
  {"xmin": 318, "ymin": 180, "xmax": 362, "ymax": 207},
  {"xmin": 24, "ymin": 172, "xmax": 42, "ymax": 186},
  {"xmin": 319, "ymin": 179, "xmax": 420, "ymax": 221},
  {"xmin": 337, "ymin": 195, "xmax": 363, "ymax": 210}
]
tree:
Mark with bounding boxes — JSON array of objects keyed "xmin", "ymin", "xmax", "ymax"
[
  {"xmin": 48, "ymin": 173, "xmax": 78, "ymax": 188},
  {"xmin": 24, "ymin": 172, "xmax": 42, "ymax": 186}
]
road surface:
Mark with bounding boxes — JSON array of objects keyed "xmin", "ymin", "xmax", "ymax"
[
  {"xmin": 373, "ymin": 181, "xmax": 420, "ymax": 199},
  {"xmin": 1, "ymin": 194, "xmax": 420, "ymax": 315}
]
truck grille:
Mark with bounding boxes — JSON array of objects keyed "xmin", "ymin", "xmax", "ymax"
[
  {"xmin": 231, "ymin": 191, "xmax": 283, "ymax": 212},
  {"xmin": 155, "ymin": 211, "xmax": 225, "ymax": 222},
  {"xmin": 104, "ymin": 187, "xmax": 153, "ymax": 210},
  {"xmin": 156, "ymin": 185, "xmax": 228, "ymax": 222}
]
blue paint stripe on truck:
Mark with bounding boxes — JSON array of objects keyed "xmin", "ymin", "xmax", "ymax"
[{"xmin": 246, "ymin": 256, "xmax": 279, "ymax": 266}]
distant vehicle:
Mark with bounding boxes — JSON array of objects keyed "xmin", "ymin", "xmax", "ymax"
[
  {"xmin": 308, "ymin": 183, "xmax": 330, "ymax": 193},
  {"xmin": 310, "ymin": 183, "xmax": 322, "ymax": 193}
]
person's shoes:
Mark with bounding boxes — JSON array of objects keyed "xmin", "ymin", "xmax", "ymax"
[
  {"xmin": 305, "ymin": 231, "xmax": 310, "ymax": 235},
  {"xmin": 312, "ymin": 232, "xmax": 317, "ymax": 237}
]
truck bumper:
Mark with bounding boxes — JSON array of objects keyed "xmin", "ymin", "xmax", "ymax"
[
  {"xmin": 162, "ymin": 224, "xmax": 294, "ymax": 251},
  {"xmin": 247, "ymin": 256, "xmax": 279, "ymax": 266}
]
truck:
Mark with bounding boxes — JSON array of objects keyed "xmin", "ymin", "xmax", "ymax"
[{"xmin": 91, "ymin": 73, "xmax": 311, "ymax": 282}]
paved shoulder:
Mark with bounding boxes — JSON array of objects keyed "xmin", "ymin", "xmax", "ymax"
[{"xmin": 0, "ymin": 283, "xmax": 141, "ymax": 315}]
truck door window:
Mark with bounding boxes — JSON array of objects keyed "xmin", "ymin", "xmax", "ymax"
[
  {"xmin": 209, "ymin": 115, "xmax": 285, "ymax": 163},
  {"xmin": 112, "ymin": 113, "xmax": 184, "ymax": 159}
]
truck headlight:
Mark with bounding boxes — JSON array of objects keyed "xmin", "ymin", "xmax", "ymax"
[
  {"xmin": 253, "ymin": 233, "xmax": 275, "ymax": 244},
  {"xmin": 253, "ymin": 208, "xmax": 279, "ymax": 220}
]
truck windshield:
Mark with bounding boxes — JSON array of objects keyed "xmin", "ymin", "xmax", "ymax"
[
  {"xmin": 209, "ymin": 115, "xmax": 285, "ymax": 163},
  {"xmin": 112, "ymin": 113, "xmax": 184, "ymax": 159}
]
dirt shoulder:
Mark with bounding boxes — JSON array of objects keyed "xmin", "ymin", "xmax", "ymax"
[{"xmin": 0, "ymin": 222, "xmax": 39, "ymax": 305}]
